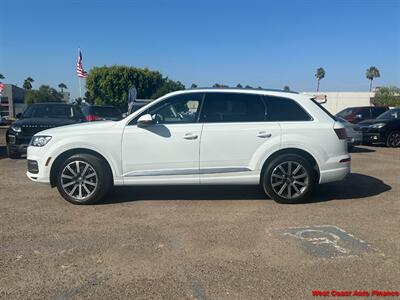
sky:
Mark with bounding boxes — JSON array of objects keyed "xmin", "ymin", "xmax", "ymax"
[{"xmin": 1, "ymin": 0, "xmax": 399, "ymax": 99}]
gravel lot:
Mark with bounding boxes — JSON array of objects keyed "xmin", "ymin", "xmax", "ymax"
[{"xmin": 0, "ymin": 138, "xmax": 399, "ymax": 299}]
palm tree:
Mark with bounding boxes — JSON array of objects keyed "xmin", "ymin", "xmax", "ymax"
[
  {"xmin": 315, "ymin": 68, "xmax": 325, "ymax": 92},
  {"xmin": 365, "ymin": 66, "xmax": 380, "ymax": 92},
  {"xmin": 23, "ymin": 77, "xmax": 34, "ymax": 90},
  {"xmin": 283, "ymin": 85, "xmax": 290, "ymax": 91},
  {"xmin": 58, "ymin": 83, "xmax": 67, "ymax": 93},
  {"xmin": 190, "ymin": 83, "xmax": 197, "ymax": 89},
  {"xmin": 0, "ymin": 74, "xmax": 4, "ymax": 80}
]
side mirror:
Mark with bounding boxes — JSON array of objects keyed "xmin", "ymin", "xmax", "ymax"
[
  {"xmin": 137, "ymin": 114, "xmax": 155, "ymax": 127},
  {"xmin": 16, "ymin": 113, "xmax": 22, "ymax": 119}
]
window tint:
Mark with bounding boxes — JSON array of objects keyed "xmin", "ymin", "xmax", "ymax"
[
  {"xmin": 133, "ymin": 93, "xmax": 203, "ymax": 125},
  {"xmin": 357, "ymin": 108, "xmax": 370, "ymax": 119},
  {"xmin": 22, "ymin": 104, "xmax": 76, "ymax": 119},
  {"xmin": 371, "ymin": 107, "xmax": 388, "ymax": 118},
  {"xmin": 200, "ymin": 93, "xmax": 265, "ymax": 123},
  {"xmin": 263, "ymin": 96, "xmax": 312, "ymax": 121}
]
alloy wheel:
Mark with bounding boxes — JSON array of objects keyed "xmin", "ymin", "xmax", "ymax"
[
  {"xmin": 388, "ymin": 132, "xmax": 400, "ymax": 147},
  {"xmin": 270, "ymin": 161, "xmax": 309, "ymax": 200},
  {"xmin": 60, "ymin": 160, "xmax": 98, "ymax": 201}
]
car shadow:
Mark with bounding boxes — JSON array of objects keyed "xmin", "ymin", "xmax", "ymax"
[
  {"xmin": 349, "ymin": 146, "xmax": 376, "ymax": 153},
  {"xmin": 98, "ymin": 173, "xmax": 391, "ymax": 205},
  {"xmin": 0, "ymin": 146, "xmax": 7, "ymax": 159}
]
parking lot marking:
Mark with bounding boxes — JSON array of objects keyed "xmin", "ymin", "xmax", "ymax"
[{"xmin": 278, "ymin": 225, "xmax": 374, "ymax": 258}]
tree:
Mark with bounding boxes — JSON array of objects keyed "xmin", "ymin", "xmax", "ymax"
[
  {"xmin": 84, "ymin": 91, "xmax": 94, "ymax": 104},
  {"xmin": 371, "ymin": 86, "xmax": 400, "ymax": 106},
  {"xmin": 212, "ymin": 83, "xmax": 228, "ymax": 88},
  {"xmin": 190, "ymin": 83, "xmax": 198, "ymax": 89},
  {"xmin": 25, "ymin": 85, "xmax": 63, "ymax": 105},
  {"xmin": 236, "ymin": 83, "xmax": 243, "ymax": 88},
  {"xmin": 23, "ymin": 77, "xmax": 34, "ymax": 90},
  {"xmin": 151, "ymin": 79, "xmax": 185, "ymax": 99},
  {"xmin": 366, "ymin": 66, "xmax": 380, "ymax": 92},
  {"xmin": 315, "ymin": 68, "xmax": 325, "ymax": 92},
  {"xmin": 86, "ymin": 65, "xmax": 171, "ymax": 106},
  {"xmin": 245, "ymin": 85, "xmax": 252, "ymax": 89},
  {"xmin": 283, "ymin": 85, "xmax": 290, "ymax": 91},
  {"xmin": 0, "ymin": 74, "xmax": 4, "ymax": 80},
  {"xmin": 58, "ymin": 83, "xmax": 67, "ymax": 93}
]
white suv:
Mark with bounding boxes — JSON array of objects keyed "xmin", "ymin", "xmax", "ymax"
[{"xmin": 27, "ymin": 89, "xmax": 350, "ymax": 204}]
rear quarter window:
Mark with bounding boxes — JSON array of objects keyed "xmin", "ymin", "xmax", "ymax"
[{"xmin": 263, "ymin": 96, "xmax": 312, "ymax": 121}]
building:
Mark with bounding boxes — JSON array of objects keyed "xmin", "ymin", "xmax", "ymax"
[
  {"xmin": 61, "ymin": 91, "xmax": 70, "ymax": 102},
  {"xmin": 0, "ymin": 84, "xmax": 25, "ymax": 117},
  {"xmin": 303, "ymin": 92, "xmax": 374, "ymax": 114}
]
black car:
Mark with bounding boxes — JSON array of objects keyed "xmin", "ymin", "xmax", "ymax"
[
  {"xmin": 335, "ymin": 106, "xmax": 389, "ymax": 124},
  {"xmin": 6, "ymin": 102, "xmax": 84, "ymax": 158},
  {"xmin": 357, "ymin": 108, "xmax": 400, "ymax": 147},
  {"xmin": 81, "ymin": 105, "xmax": 123, "ymax": 121}
]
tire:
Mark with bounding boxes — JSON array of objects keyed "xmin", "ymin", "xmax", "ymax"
[
  {"xmin": 262, "ymin": 154, "xmax": 315, "ymax": 204},
  {"xmin": 7, "ymin": 146, "xmax": 21, "ymax": 159},
  {"xmin": 56, "ymin": 153, "xmax": 112, "ymax": 205},
  {"xmin": 386, "ymin": 130, "xmax": 400, "ymax": 148}
]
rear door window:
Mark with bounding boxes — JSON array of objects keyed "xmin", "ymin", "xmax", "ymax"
[
  {"xmin": 263, "ymin": 96, "xmax": 312, "ymax": 121},
  {"xmin": 200, "ymin": 92, "xmax": 266, "ymax": 123}
]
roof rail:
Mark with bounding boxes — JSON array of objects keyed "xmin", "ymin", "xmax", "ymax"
[{"xmin": 185, "ymin": 87, "xmax": 299, "ymax": 94}]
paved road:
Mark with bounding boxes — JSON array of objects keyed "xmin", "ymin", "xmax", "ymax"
[{"xmin": 0, "ymin": 146, "xmax": 399, "ymax": 299}]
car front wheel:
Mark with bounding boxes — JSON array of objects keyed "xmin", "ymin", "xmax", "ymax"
[
  {"xmin": 56, "ymin": 154, "xmax": 112, "ymax": 204},
  {"xmin": 386, "ymin": 130, "xmax": 400, "ymax": 148},
  {"xmin": 262, "ymin": 154, "xmax": 315, "ymax": 204}
]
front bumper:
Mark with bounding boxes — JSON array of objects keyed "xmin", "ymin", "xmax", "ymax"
[
  {"xmin": 6, "ymin": 133, "xmax": 32, "ymax": 154},
  {"xmin": 26, "ymin": 145, "xmax": 51, "ymax": 184},
  {"xmin": 362, "ymin": 131, "xmax": 386, "ymax": 144}
]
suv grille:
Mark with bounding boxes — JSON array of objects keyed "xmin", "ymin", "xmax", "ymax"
[{"xmin": 21, "ymin": 124, "xmax": 54, "ymax": 136}]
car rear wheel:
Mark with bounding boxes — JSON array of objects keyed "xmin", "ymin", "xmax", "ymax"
[
  {"xmin": 262, "ymin": 154, "xmax": 315, "ymax": 204},
  {"xmin": 386, "ymin": 131, "xmax": 400, "ymax": 148},
  {"xmin": 56, "ymin": 154, "xmax": 112, "ymax": 205}
]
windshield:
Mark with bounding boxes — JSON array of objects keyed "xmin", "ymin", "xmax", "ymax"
[
  {"xmin": 377, "ymin": 108, "xmax": 400, "ymax": 120},
  {"xmin": 91, "ymin": 107, "xmax": 122, "ymax": 119},
  {"xmin": 336, "ymin": 107, "xmax": 356, "ymax": 118},
  {"xmin": 22, "ymin": 104, "xmax": 76, "ymax": 119}
]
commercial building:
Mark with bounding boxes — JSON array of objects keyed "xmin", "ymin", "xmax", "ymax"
[{"xmin": 0, "ymin": 84, "xmax": 25, "ymax": 117}]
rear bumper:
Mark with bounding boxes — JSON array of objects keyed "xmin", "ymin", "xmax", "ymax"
[{"xmin": 319, "ymin": 154, "xmax": 351, "ymax": 184}]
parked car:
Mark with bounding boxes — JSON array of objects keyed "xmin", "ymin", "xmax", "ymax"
[
  {"xmin": 0, "ymin": 111, "xmax": 15, "ymax": 126},
  {"xmin": 26, "ymin": 89, "xmax": 350, "ymax": 205},
  {"xmin": 6, "ymin": 102, "xmax": 84, "ymax": 158},
  {"xmin": 335, "ymin": 116, "xmax": 362, "ymax": 150},
  {"xmin": 357, "ymin": 108, "xmax": 400, "ymax": 147},
  {"xmin": 81, "ymin": 105, "xmax": 123, "ymax": 121},
  {"xmin": 336, "ymin": 106, "xmax": 389, "ymax": 124}
]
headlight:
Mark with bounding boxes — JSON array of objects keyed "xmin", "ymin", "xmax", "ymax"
[
  {"xmin": 370, "ymin": 123, "xmax": 386, "ymax": 129},
  {"xmin": 30, "ymin": 136, "xmax": 52, "ymax": 147},
  {"xmin": 10, "ymin": 125, "xmax": 22, "ymax": 133}
]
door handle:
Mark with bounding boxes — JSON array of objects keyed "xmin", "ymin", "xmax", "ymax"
[
  {"xmin": 184, "ymin": 133, "xmax": 198, "ymax": 140},
  {"xmin": 257, "ymin": 131, "xmax": 272, "ymax": 138}
]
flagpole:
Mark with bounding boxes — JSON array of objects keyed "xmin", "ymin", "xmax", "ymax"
[{"xmin": 78, "ymin": 76, "xmax": 82, "ymax": 98}]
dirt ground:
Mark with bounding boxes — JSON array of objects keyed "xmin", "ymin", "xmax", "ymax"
[{"xmin": 0, "ymin": 140, "xmax": 399, "ymax": 299}]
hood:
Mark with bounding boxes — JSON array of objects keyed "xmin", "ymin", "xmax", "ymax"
[
  {"xmin": 37, "ymin": 120, "xmax": 117, "ymax": 136},
  {"xmin": 12, "ymin": 117, "xmax": 78, "ymax": 127}
]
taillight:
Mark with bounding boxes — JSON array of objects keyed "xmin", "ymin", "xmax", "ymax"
[
  {"xmin": 334, "ymin": 128, "xmax": 347, "ymax": 140},
  {"xmin": 85, "ymin": 115, "xmax": 100, "ymax": 121}
]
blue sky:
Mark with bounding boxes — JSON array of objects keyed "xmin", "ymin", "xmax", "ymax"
[{"xmin": 1, "ymin": 0, "xmax": 399, "ymax": 99}]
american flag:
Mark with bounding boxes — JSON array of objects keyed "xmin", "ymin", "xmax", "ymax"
[
  {"xmin": 0, "ymin": 82, "xmax": 4, "ymax": 94},
  {"xmin": 76, "ymin": 49, "xmax": 88, "ymax": 78}
]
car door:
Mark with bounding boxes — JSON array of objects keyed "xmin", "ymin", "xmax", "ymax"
[
  {"xmin": 122, "ymin": 93, "xmax": 204, "ymax": 184},
  {"xmin": 199, "ymin": 92, "xmax": 281, "ymax": 184}
]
